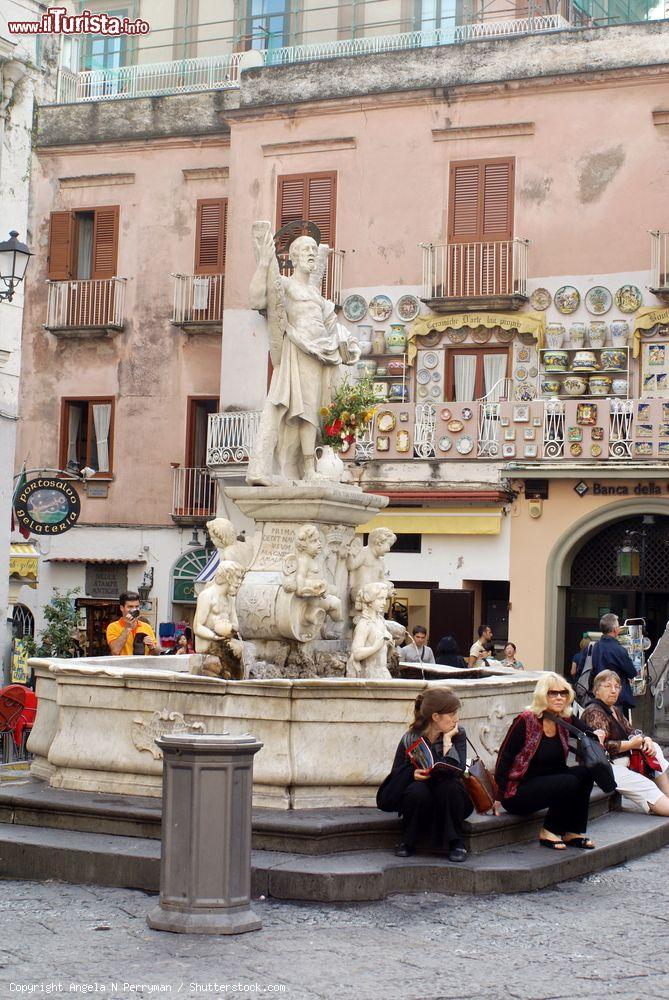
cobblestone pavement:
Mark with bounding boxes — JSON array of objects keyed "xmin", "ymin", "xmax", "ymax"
[{"xmin": 3, "ymin": 847, "xmax": 669, "ymax": 1000}]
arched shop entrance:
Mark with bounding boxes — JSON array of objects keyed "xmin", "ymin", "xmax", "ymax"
[
  {"xmin": 544, "ymin": 497, "xmax": 669, "ymax": 672},
  {"xmin": 565, "ymin": 514, "xmax": 669, "ymax": 674}
]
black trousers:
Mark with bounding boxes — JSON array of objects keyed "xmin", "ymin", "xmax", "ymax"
[
  {"xmin": 399, "ymin": 777, "xmax": 473, "ymax": 849},
  {"xmin": 502, "ymin": 765, "xmax": 594, "ymax": 837}
]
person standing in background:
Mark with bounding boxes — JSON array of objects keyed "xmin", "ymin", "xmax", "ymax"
[
  {"xmin": 400, "ymin": 626, "xmax": 435, "ymax": 664},
  {"xmin": 591, "ymin": 613, "xmax": 637, "ymax": 711},
  {"xmin": 469, "ymin": 625, "xmax": 493, "ymax": 667},
  {"xmin": 106, "ymin": 591, "xmax": 157, "ymax": 656}
]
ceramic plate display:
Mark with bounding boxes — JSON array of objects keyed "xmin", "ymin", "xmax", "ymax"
[
  {"xmin": 440, "ymin": 407, "xmax": 452, "ymax": 421},
  {"xmin": 570, "ymin": 442, "xmax": 582, "ymax": 457},
  {"xmin": 423, "ymin": 351, "xmax": 439, "ymax": 369},
  {"xmin": 342, "ymin": 294, "xmax": 367, "ymax": 322},
  {"xmin": 516, "ymin": 347, "xmax": 531, "ymax": 362},
  {"xmin": 430, "ymin": 385, "xmax": 441, "ymax": 398},
  {"xmin": 472, "ymin": 327, "xmax": 492, "ymax": 344},
  {"xmin": 568, "ymin": 426, "xmax": 583, "ymax": 442},
  {"xmin": 592, "ymin": 426, "xmax": 604, "ymax": 441},
  {"xmin": 376, "ymin": 410, "xmax": 396, "ymax": 433},
  {"xmin": 462, "ymin": 407, "xmax": 473, "ymax": 421},
  {"xmin": 448, "ymin": 419, "xmax": 464, "ymax": 433},
  {"xmin": 396, "ymin": 294, "xmax": 421, "ymax": 322},
  {"xmin": 438, "ymin": 435, "xmax": 452, "ymax": 453},
  {"xmin": 530, "ymin": 288, "xmax": 552, "ymax": 311},
  {"xmin": 417, "ymin": 369, "xmax": 431, "ymax": 384},
  {"xmin": 634, "ymin": 441, "xmax": 653, "ymax": 457},
  {"xmin": 495, "ymin": 329, "xmax": 515, "ymax": 343},
  {"xmin": 368, "ymin": 294, "xmax": 393, "ymax": 323},
  {"xmin": 585, "ymin": 286, "xmax": 612, "ymax": 316},
  {"xmin": 524, "ymin": 444, "xmax": 538, "ymax": 458},
  {"xmin": 420, "ymin": 330, "xmax": 442, "ymax": 348},
  {"xmin": 615, "ymin": 285, "xmax": 643, "ymax": 313},
  {"xmin": 590, "ymin": 444, "xmax": 603, "ymax": 458},
  {"xmin": 576, "ymin": 403, "xmax": 597, "ymax": 425},
  {"xmin": 502, "ymin": 443, "xmax": 516, "ymax": 458},
  {"xmin": 554, "ymin": 286, "xmax": 581, "ymax": 315},
  {"xmin": 447, "ymin": 329, "xmax": 468, "ymax": 344},
  {"xmin": 396, "ymin": 430, "xmax": 411, "ymax": 453},
  {"xmin": 399, "ymin": 411, "xmax": 409, "ymax": 422},
  {"xmin": 529, "ymin": 366, "xmax": 538, "ymax": 379},
  {"xmin": 515, "ymin": 367, "xmax": 528, "ymax": 382},
  {"xmin": 515, "ymin": 383, "xmax": 537, "ymax": 402},
  {"xmin": 456, "ymin": 436, "xmax": 473, "ymax": 455},
  {"xmin": 513, "ymin": 405, "xmax": 530, "ymax": 422},
  {"xmin": 432, "ymin": 371, "xmax": 441, "ymax": 382},
  {"xmin": 376, "ymin": 436, "xmax": 390, "ymax": 451}
]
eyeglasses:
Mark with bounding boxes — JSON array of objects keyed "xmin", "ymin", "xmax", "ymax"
[{"xmin": 547, "ymin": 690, "xmax": 568, "ymax": 698}]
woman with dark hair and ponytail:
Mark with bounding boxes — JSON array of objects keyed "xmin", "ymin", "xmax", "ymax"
[{"xmin": 376, "ymin": 687, "xmax": 473, "ymax": 861}]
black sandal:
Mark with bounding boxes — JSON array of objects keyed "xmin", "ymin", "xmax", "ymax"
[
  {"xmin": 563, "ymin": 837, "xmax": 595, "ymax": 849},
  {"xmin": 539, "ymin": 838, "xmax": 566, "ymax": 850}
]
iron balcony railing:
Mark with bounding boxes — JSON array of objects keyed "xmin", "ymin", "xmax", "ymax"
[
  {"xmin": 207, "ymin": 411, "xmax": 262, "ymax": 467},
  {"xmin": 171, "ymin": 467, "xmax": 217, "ymax": 519},
  {"xmin": 45, "ymin": 278, "xmax": 126, "ymax": 330},
  {"xmin": 421, "ymin": 239, "xmax": 530, "ymax": 299},
  {"xmin": 650, "ymin": 230, "xmax": 669, "ymax": 289},
  {"xmin": 172, "ymin": 273, "xmax": 225, "ymax": 325}
]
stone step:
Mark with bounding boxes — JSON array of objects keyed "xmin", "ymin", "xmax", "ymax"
[
  {"xmin": 1, "ymin": 810, "xmax": 668, "ymax": 901},
  {"xmin": 0, "ymin": 779, "xmax": 613, "ymax": 856}
]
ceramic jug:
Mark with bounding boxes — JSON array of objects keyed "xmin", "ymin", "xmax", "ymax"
[
  {"xmin": 385, "ymin": 324, "xmax": 407, "ymax": 355},
  {"xmin": 588, "ymin": 322, "xmax": 607, "ymax": 349},
  {"xmin": 569, "ymin": 323, "xmax": 587, "ymax": 348},
  {"xmin": 545, "ymin": 324, "xmax": 565, "ymax": 349},
  {"xmin": 610, "ymin": 321, "xmax": 630, "ymax": 348},
  {"xmin": 371, "ymin": 330, "xmax": 387, "ymax": 356},
  {"xmin": 315, "ymin": 445, "xmax": 345, "ymax": 482}
]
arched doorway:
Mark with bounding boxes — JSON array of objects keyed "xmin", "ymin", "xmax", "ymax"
[
  {"xmin": 544, "ymin": 497, "xmax": 669, "ymax": 671},
  {"xmin": 170, "ymin": 547, "xmax": 209, "ymax": 624},
  {"xmin": 565, "ymin": 515, "xmax": 669, "ymax": 673}
]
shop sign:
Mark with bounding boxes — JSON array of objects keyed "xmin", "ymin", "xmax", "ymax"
[
  {"xmin": 13, "ymin": 477, "xmax": 81, "ymax": 534},
  {"xmin": 85, "ymin": 563, "xmax": 128, "ymax": 600},
  {"xmin": 591, "ymin": 481, "xmax": 668, "ymax": 496},
  {"xmin": 11, "ymin": 640, "xmax": 29, "ymax": 684}
]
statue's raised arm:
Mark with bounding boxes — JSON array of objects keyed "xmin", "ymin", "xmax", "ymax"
[{"xmin": 250, "ymin": 221, "xmax": 287, "ymax": 369}]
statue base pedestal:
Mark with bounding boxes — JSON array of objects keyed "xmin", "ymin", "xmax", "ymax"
[{"xmin": 225, "ymin": 482, "xmax": 388, "ymax": 669}]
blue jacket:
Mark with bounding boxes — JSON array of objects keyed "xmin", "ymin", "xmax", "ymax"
[{"xmin": 591, "ymin": 634, "xmax": 637, "ymax": 708}]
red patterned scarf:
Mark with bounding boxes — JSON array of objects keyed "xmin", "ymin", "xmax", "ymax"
[{"xmin": 501, "ymin": 710, "xmax": 569, "ymax": 799}]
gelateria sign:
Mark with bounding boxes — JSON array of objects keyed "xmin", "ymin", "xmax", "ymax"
[{"xmin": 13, "ymin": 477, "xmax": 81, "ymax": 534}]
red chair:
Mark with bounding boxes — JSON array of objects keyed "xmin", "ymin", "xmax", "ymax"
[{"xmin": 0, "ymin": 685, "xmax": 36, "ymax": 760}]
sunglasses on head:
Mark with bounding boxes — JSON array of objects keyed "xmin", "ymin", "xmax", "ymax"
[{"xmin": 547, "ymin": 689, "xmax": 568, "ymax": 697}]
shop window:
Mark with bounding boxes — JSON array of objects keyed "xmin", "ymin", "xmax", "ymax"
[
  {"xmin": 59, "ymin": 397, "xmax": 115, "ymax": 476},
  {"xmin": 445, "ymin": 347, "xmax": 509, "ymax": 401}
]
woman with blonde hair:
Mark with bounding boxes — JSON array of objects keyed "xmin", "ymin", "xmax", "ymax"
[
  {"xmin": 495, "ymin": 672, "xmax": 600, "ymax": 850},
  {"xmin": 376, "ymin": 687, "xmax": 473, "ymax": 862}
]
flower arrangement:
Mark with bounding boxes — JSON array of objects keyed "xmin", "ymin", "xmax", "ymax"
[{"xmin": 320, "ymin": 376, "xmax": 378, "ymax": 452}]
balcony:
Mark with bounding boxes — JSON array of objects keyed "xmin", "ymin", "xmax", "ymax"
[
  {"xmin": 207, "ymin": 411, "xmax": 262, "ymax": 475},
  {"xmin": 171, "ymin": 273, "xmax": 224, "ymax": 332},
  {"xmin": 170, "ymin": 467, "xmax": 217, "ymax": 524},
  {"xmin": 421, "ymin": 239, "xmax": 530, "ymax": 313},
  {"xmin": 44, "ymin": 278, "xmax": 126, "ymax": 337},
  {"xmin": 650, "ymin": 231, "xmax": 669, "ymax": 303}
]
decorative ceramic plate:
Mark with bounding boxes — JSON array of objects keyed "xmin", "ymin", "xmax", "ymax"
[
  {"xmin": 342, "ymin": 294, "xmax": 367, "ymax": 322},
  {"xmin": 456, "ymin": 436, "xmax": 473, "ymax": 455},
  {"xmin": 515, "ymin": 367, "xmax": 528, "ymax": 382},
  {"xmin": 585, "ymin": 286, "xmax": 612, "ymax": 316},
  {"xmin": 615, "ymin": 285, "xmax": 643, "ymax": 313},
  {"xmin": 447, "ymin": 329, "xmax": 468, "ymax": 344},
  {"xmin": 430, "ymin": 385, "xmax": 441, "ymax": 398},
  {"xmin": 495, "ymin": 329, "xmax": 515, "ymax": 343},
  {"xmin": 515, "ymin": 383, "xmax": 537, "ymax": 402},
  {"xmin": 423, "ymin": 351, "xmax": 439, "ymax": 369},
  {"xmin": 472, "ymin": 327, "xmax": 492, "ymax": 344},
  {"xmin": 417, "ymin": 386, "xmax": 429, "ymax": 398},
  {"xmin": 376, "ymin": 410, "xmax": 396, "ymax": 433},
  {"xmin": 376, "ymin": 436, "xmax": 390, "ymax": 452},
  {"xmin": 448, "ymin": 419, "xmax": 464, "ymax": 433},
  {"xmin": 555, "ymin": 286, "xmax": 581, "ymax": 315},
  {"xmin": 432, "ymin": 371, "xmax": 441, "ymax": 382},
  {"xmin": 519, "ymin": 332, "xmax": 538, "ymax": 345},
  {"xmin": 440, "ymin": 407, "xmax": 452, "ymax": 421},
  {"xmin": 570, "ymin": 442, "xmax": 583, "ymax": 457},
  {"xmin": 438, "ymin": 435, "xmax": 452, "ymax": 453},
  {"xmin": 590, "ymin": 444, "xmax": 603, "ymax": 458},
  {"xmin": 396, "ymin": 294, "xmax": 421, "ymax": 322},
  {"xmin": 420, "ymin": 330, "xmax": 442, "ymax": 348},
  {"xmin": 529, "ymin": 287, "xmax": 552, "ymax": 311},
  {"xmin": 462, "ymin": 407, "xmax": 473, "ymax": 421},
  {"xmin": 417, "ymin": 369, "xmax": 431, "ymax": 384},
  {"xmin": 529, "ymin": 366, "xmax": 538, "ymax": 379},
  {"xmin": 369, "ymin": 294, "xmax": 393, "ymax": 323},
  {"xmin": 516, "ymin": 347, "xmax": 531, "ymax": 362},
  {"xmin": 396, "ymin": 430, "xmax": 411, "ymax": 453}
]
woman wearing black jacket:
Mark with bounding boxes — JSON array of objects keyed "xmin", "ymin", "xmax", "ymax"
[
  {"xmin": 434, "ymin": 635, "xmax": 468, "ymax": 669},
  {"xmin": 495, "ymin": 672, "xmax": 601, "ymax": 850},
  {"xmin": 377, "ymin": 687, "xmax": 473, "ymax": 862}
]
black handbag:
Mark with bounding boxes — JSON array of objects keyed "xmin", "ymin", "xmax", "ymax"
[{"xmin": 545, "ymin": 712, "xmax": 616, "ymax": 794}]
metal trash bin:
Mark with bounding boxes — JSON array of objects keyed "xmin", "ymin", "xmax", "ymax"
[{"xmin": 147, "ymin": 732, "xmax": 263, "ymax": 935}]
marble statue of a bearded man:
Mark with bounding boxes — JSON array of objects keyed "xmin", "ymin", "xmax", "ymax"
[{"xmin": 247, "ymin": 223, "xmax": 361, "ymax": 485}]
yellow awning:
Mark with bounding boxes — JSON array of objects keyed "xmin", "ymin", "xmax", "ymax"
[
  {"xmin": 407, "ymin": 311, "xmax": 546, "ymax": 365},
  {"xmin": 356, "ymin": 507, "xmax": 502, "ymax": 535},
  {"xmin": 633, "ymin": 306, "xmax": 669, "ymax": 357},
  {"xmin": 9, "ymin": 542, "xmax": 39, "ymax": 582}
]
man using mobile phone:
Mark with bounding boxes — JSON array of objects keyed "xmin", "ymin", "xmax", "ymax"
[{"xmin": 106, "ymin": 591, "xmax": 158, "ymax": 656}]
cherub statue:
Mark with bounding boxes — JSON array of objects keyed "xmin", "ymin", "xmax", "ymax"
[
  {"xmin": 346, "ymin": 582, "xmax": 395, "ymax": 679},
  {"xmin": 347, "ymin": 527, "xmax": 397, "ymax": 613},
  {"xmin": 283, "ymin": 524, "xmax": 343, "ymax": 631},
  {"xmin": 193, "ymin": 561, "xmax": 246, "ymax": 679},
  {"xmin": 246, "ymin": 222, "xmax": 361, "ymax": 485},
  {"xmin": 206, "ymin": 517, "xmax": 253, "ymax": 568}
]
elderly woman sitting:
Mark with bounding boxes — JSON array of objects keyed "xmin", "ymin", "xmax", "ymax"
[
  {"xmin": 582, "ymin": 670, "xmax": 669, "ymax": 816},
  {"xmin": 495, "ymin": 672, "xmax": 600, "ymax": 850}
]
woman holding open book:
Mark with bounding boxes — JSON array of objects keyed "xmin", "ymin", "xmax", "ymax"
[{"xmin": 376, "ymin": 687, "xmax": 473, "ymax": 862}]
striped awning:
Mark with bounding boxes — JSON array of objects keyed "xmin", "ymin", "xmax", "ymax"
[
  {"xmin": 356, "ymin": 506, "xmax": 503, "ymax": 535},
  {"xmin": 195, "ymin": 550, "xmax": 220, "ymax": 584},
  {"xmin": 9, "ymin": 543, "xmax": 39, "ymax": 583}
]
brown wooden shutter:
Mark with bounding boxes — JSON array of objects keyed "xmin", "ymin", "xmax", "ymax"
[
  {"xmin": 448, "ymin": 164, "xmax": 480, "ymax": 243},
  {"xmin": 448, "ymin": 159, "xmax": 514, "ymax": 243},
  {"xmin": 482, "ymin": 161, "xmax": 514, "ymax": 240},
  {"xmin": 91, "ymin": 206, "xmax": 119, "ymax": 279},
  {"xmin": 47, "ymin": 211, "xmax": 75, "ymax": 280},
  {"xmin": 194, "ymin": 198, "xmax": 228, "ymax": 274},
  {"xmin": 276, "ymin": 172, "xmax": 336, "ymax": 246}
]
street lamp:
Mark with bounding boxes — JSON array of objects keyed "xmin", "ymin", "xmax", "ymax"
[
  {"xmin": 615, "ymin": 516, "xmax": 654, "ymax": 619},
  {"xmin": 0, "ymin": 231, "xmax": 33, "ymax": 302}
]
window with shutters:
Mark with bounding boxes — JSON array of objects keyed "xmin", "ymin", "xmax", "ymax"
[
  {"xmin": 59, "ymin": 397, "xmax": 115, "ymax": 476},
  {"xmin": 47, "ymin": 207, "xmax": 120, "ymax": 327},
  {"xmin": 195, "ymin": 199, "xmax": 227, "ymax": 274},
  {"xmin": 447, "ymin": 158, "xmax": 514, "ymax": 297},
  {"xmin": 275, "ymin": 172, "xmax": 337, "ymax": 292}
]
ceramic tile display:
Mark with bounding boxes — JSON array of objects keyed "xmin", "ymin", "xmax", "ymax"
[
  {"xmin": 641, "ymin": 340, "xmax": 669, "ymax": 398},
  {"xmin": 416, "ymin": 349, "xmax": 444, "ymax": 403}
]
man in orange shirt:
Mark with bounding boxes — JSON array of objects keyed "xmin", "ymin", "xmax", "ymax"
[{"xmin": 106, "ymin": 591, "xmax": 158, "ymax": 656}]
